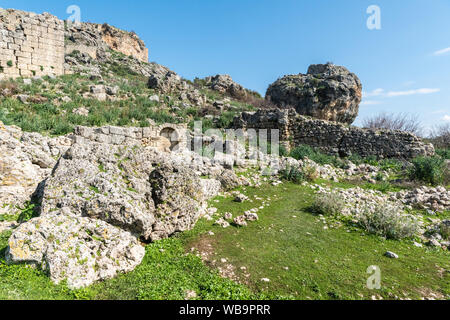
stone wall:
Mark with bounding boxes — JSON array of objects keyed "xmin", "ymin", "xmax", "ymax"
[
  {"xmin": 234, "ymin": 108, "xmax": 435, "ymax": 159},
  {"xmin": 0, "ymin": 8, "xmax": 65, "ymax": 79},
  {"xmin": 0, "ymin": 8, "xmax": 149, "ymax": 80},
  {"xmin": 73, "ymin": 123, "xmax": 188, "ymax": 152}
]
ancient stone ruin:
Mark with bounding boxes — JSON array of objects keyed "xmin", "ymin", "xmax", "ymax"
[
  {"xmin": 0, "ymin": 9, "xmax": 65, "ymax": 79},
  {"xmin": 0, "ymin": 8, "xmax": 148, "ymax": 80},
  {"xmin": 234, "ymin": 108, "xmax": 435, "ymax": 159}
]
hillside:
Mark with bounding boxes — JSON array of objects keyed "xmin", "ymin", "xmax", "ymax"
[{"xmin": 0, "ymin": 8, "xmax": 449, "ymax": 301}]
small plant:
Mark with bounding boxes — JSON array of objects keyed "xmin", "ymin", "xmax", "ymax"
[
  {"xmin": 303, "ymin": 164, "xmax": 319, "ymax": 181},
  {"xmin": 0, "ymin": 66, "xmax": 3, "ymax": 73},
  {"xmin": 200, "ymin": 145, "xmax": 215, "ymax": 159},
  {"xmin": 7, "ymin": 60, "xmax": 13, "ymax": 67},
  {"xmin": 312, "ymin": 193, "xmax": 345, "ymax": 216},
  {"xmin": 17, "ymin": 202, "xmax": 37, "ymax": 223},
  {"xmin": 279, "ymin": 166, "xmax": 305, "ymax": 184},
  {"xmin": 408, "ymin": 156, "xmax": 446, "ymax": 185},
  {"xmin": 375, "ymin": 181, "xmax": 393, "ymax": 193},
  {"xmin": 436, "ymin": 148, "xmax": 450, "ymax": 160},
  {"xmin": 357, "ymin": 203, "xmax": 419, "ymax": 240},
  {"xmin": 440, "ymin": 222, "xmax": 450, "ymax": 240}
]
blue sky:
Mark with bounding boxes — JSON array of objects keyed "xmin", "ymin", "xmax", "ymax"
[{"xmin": 2, "ymin": 0, "xmax": 450, "ymax": 132}]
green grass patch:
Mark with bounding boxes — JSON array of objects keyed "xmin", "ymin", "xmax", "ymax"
[{"xmin": 186, "ymin": 183, "xmax": 449, "ymax": 300}]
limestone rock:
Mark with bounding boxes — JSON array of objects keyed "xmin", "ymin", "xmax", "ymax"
[
  {"xmin": 148, "ymin": 69, "xmax": 190, "ymax": 94},
  {"xmin": 149, "ymin": 163, "xmax": 203, "ymax": 240},
  {"xmin": 216, "ymin": 169, "xmax": 243, "ymax": 190},
  {"xmin": 6, "ymin": 213, "xmax": 145, "ymax": 289},
  {"xmin": 384, "ymin": 251, "xmax": 399, "ymax": 259},
  {"xmin": 199, "ymin": 179, "xmax": 222, "ymax": 201},
  {"xmin": 204, "ymin": 74, "xmax": 250, "ymax": 99},
  {"xmin": 0, "ymin": 121, "xmax": 71, "ymax": 216},
  {"xmin": 40, "ymin": 139, "xmax": 205, "ymax": 242},
  {"xmin": 266, "ymin": 63, "xmax": 362, "ymax": 124}
]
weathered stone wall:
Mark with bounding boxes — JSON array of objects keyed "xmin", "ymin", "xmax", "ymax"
[
  {"xmin": 0, "ymin": 8, "xmax": 149, "ymax": 80},
  {"xmin": 234, "ymin": 109, "xmax": 435, "ymax": 159},
  {"xmin": 0, "ymin": 8, "xmax": 65, "ymax": 79},
  {"xmin": 73, "ymin": 123, "xmax": 188, "ymax": 152}
]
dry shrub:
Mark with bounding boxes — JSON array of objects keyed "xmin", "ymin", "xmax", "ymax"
[
  {"xmin": 429, "ymin": 123, "xmax": 450, "ymax": 149},
  {"xmin": 0, "ymin": 80, "xmax": 18, "ymax": 97},
  {"xmin": 362, "ymin": 112, "xmax": 423, "ymax": 136},
  {"xmin": 303, "ymin": 164, "xmax": 319, "ymax": 181},
  {"xmin": 312, "ymin": 192, "xmax": 345, "ymax": 216},
  {"xmin": 357, "ymin": 203, "xmax": 419, "ymax": 240}
]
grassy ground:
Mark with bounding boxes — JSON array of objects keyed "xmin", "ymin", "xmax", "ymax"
[
  {"xmin": 1, "ymin": 182, "xmax": 448, "ymax": 300},
  {"xmin": 186, "ymin": 182, "xmax": 450, "ymax": 300}
]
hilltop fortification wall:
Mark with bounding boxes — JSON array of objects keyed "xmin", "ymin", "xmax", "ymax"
[
  {"xmin": 0, "ymin": 8, "xmax": 148, "ymax": 80},
  {"xmin": 0, "ymin": 9, "xmax": 65, "ymax": 79}
]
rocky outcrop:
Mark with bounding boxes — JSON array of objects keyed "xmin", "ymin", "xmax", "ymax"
[
  {"xmin": 266, "ymin": 63, "xmax": 362, "ymax": 124},
  {"xmin": 148, "ymin": 69, "xmax": 191, "ymax": 93},
  {"xmin": 6, "ymin": 212, "xmax": 145, "ymax": 289},
  {"xmin": 0, "ymin": 121, "xmax": 71, "ymax": 216},
  {"xmin": 234, "ymin": 109, "xmax": 435, "ymax": 159},
  {"xmin": 203, "ymin": 74, "xmax": 251, "ymax": 99},
  {"xmin": 65, "ymin": 22, "xmax": 149, "ymax": 63}
]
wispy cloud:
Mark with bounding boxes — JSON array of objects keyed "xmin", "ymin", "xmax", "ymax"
[
  {"xmin": 360, "ymin": 100, "xmax": 381, "ymax": 106},
  {"xmin": 432, "ymin": 109, "xmax": 449, "ymax": 114},
  {"xmin": 361, "ymin": 87, "xmax": 440, "ymax": 106},
  {"xmin": 362, "ymin": 88, "xmax": 384, "ymax": 98},
  {"xmin": 433, "ymin": 47, "xmax": 450, "ymax": 56},
  {"xmin": 443, "ymin": 115, "xmax": 450, "ymax": 122},
  {"xmin": 386, "ymin": 88, "xmax": 440, "ymax": 97}
]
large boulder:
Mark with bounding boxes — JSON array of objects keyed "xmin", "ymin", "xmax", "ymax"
[
  {"xmin": 39, "ymin": 138, "xmax": 204, "ymax": 242},
  {"xmin": 266, "ymin": 63, "xmax": 362, "ymax": 124},
  {"xmin": 148, "ymin": 163, "xmax": 204, "ymax": 240},
  {"xmin": 6, "ymin": 212, "xmax": 145, "ymax": 289}
]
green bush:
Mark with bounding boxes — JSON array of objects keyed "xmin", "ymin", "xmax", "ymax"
[
  {"xmin": 436, "ymin": 148, "xmax": 450, "ymax": 160},
  {"xmin": 289, "ymin": 145, "xmax": 341, "ymax": 166},
  {"xmin": 357, "ymin": 203, "xmax": 419, "ymax": 240},
  {"xmin": 289, "ymin": 145, "xmax": 316, "ymax": 160},
  {"xmin": 408, "ymin": 156, "xmax": 446, "ymax": 185},
  {"xmin": 279, "ymin": 166, "xmax": 305, "ymax": 184},
  {"xmin": 7, "ymin": 60, "xmax": 13, "ymax": 67},
  {"xmin": 312, "ymin": 193, "xmax": 345, "ymax": 216}
]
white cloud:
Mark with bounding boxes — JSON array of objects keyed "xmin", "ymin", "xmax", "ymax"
[
  {"xmin": 432, "ymin": 109, "xmax": 448, "ymax": 114},
  {"xmin": 443, "ymin": 115, "xmax": 450, "ymax": 121},
  {"xmin": 386, "ymin": 88, "xmax": 440, "ymax": 97},
  {"xmin": 433, "ymin": 47, "xmax": 450, "ymax": 56},
  {"xmin": 362, "ymin": 88, "xmax": 384, "ymax": 98},
  {"xmin": 361, "ymin": 100, "xmax": 381, "ymax": 106}
]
